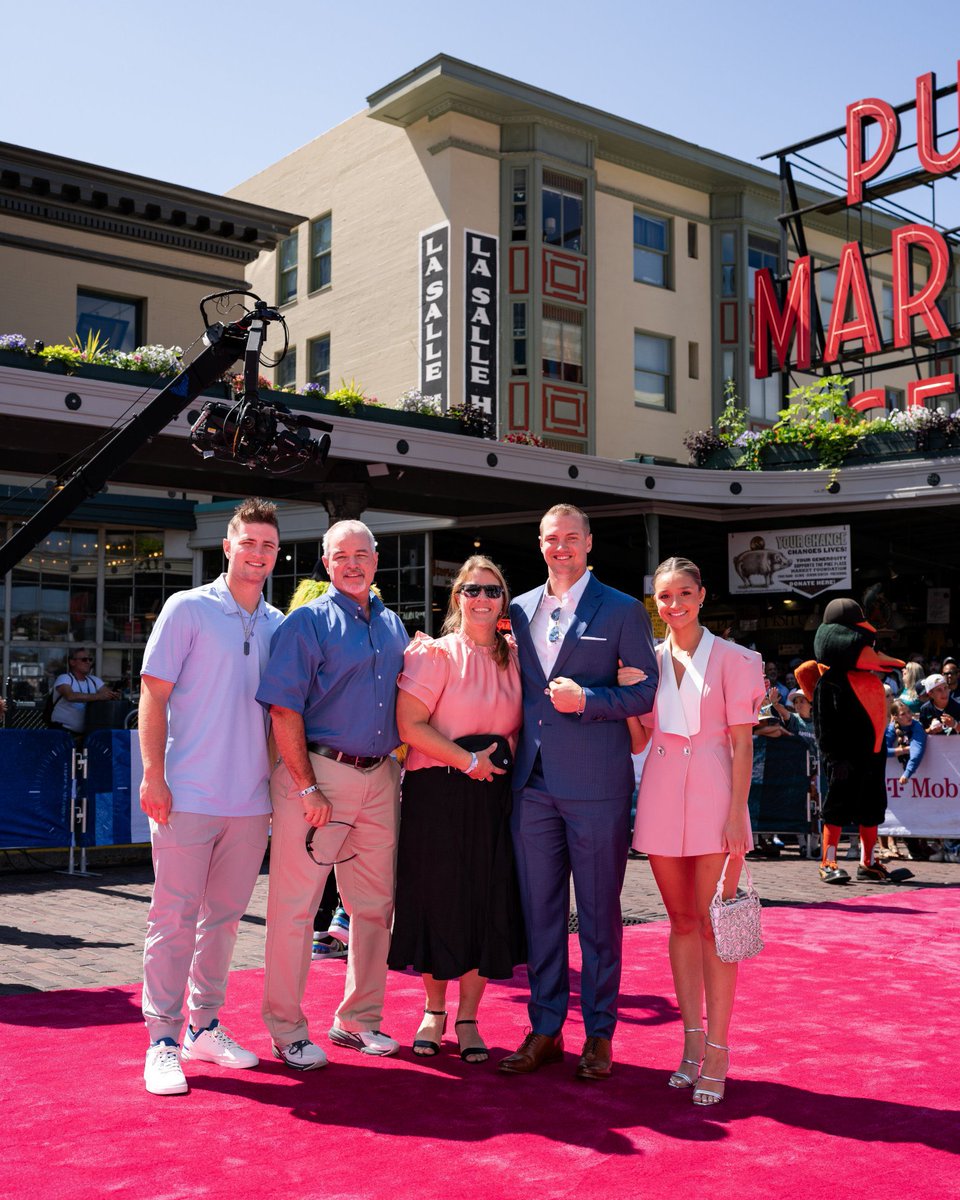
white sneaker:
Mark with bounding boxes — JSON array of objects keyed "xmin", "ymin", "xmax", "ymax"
[
  {"xmin": 273, "ymin": 1038, "xmax": 328, "ymax": 1071},
  {"xmin": 181, "ymin": 1021, "xmax": 259, "ymax": 1069},
  {"xmin": 144, "ymin": 1040, "xmax": 188, "ymax": 1095},
  {"xmin": 328, "ymin": 1025, "xmax": 400, "ymax": 1057}
]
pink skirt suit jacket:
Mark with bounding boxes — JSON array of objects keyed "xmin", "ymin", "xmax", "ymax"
[{"xmin": 633, "ymin": 630, "xmax": 766, "ymax": 857}]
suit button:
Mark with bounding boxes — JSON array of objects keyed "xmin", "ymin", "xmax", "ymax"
[
  {"xmin": 682, "ymin": 746, "xmax": 690, "ymax": 756},
  {"xmin": 656, "ymin": 745, "xmax": 665, "ymax": 756},
  {"xmin": 538, "ymin": 719, "xmax": 542, "ymax": 726}
]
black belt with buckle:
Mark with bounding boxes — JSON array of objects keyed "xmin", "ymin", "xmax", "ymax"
[{"xmin": 307, "ymin": 742, "xmax": 386, "ymax": 771}]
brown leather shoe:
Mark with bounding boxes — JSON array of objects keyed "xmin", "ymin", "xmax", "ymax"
[
  {"xmin": 575, "ymin": 1036, "xmax": 612, "ymax": 1081},
  {"xmin": 497, "ymin": 1031, "xmax": 564, "ymax": 1075}
]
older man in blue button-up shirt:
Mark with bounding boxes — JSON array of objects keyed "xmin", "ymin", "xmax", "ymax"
[{"xmin": 257, "ymin": 519, "xmax": 408, "ymax": 1068}]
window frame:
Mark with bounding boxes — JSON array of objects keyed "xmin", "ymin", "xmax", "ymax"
[
  {"xmin": 277, "ymin": 232, "xmax": 299, "ymax": 305},
  {"xmin": 633, "ymin": 330, "xmax": 673, "ymax": 411},
  {"xmin": 308, "ymin": 334, "xmax": 331, "ymax": 394},
  {"xmin": 76, "ymin": 288, "xmax": 143, "ymax": 353},
  {"xmin": 309, "ymin": 214, "xmax": 332, "ymax": 293},
  {"xmin": 633, "ymin": 210, "xmax": 671, "ymax": 289}
]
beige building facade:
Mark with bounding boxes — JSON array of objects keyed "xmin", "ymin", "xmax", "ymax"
[{"xmin": 231, "ymin": 55, "xmax": 938, "ymax": 463}]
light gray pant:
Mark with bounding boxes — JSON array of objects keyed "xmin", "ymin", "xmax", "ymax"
[{"xmin": 142, "ymin": 810, "xmax": 270, "ymax": 1044}]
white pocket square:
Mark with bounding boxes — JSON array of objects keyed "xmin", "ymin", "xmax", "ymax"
[{"xmin": 580, "ymin": 636, "xmax": 607, "ymax": 641}]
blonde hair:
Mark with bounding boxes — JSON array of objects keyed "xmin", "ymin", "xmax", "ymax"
[
  {"xmin": 441, "ymin": 555, "xmax": 512, "ymax": 670},
  {"xmin": 900, "ymin": 661, "xmax": 923, "ymax": 701}
]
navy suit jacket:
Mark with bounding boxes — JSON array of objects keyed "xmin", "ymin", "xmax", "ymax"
[{"xmin": 510, "ymin": 573, "xmax": 659, "ymax": 799}]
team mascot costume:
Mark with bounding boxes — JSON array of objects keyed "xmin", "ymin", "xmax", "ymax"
[{"xmin": 796, "ymin": 598, "xmax": 904, "ymax": 885}]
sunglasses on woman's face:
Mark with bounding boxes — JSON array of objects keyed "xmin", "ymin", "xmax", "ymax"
[{"xmin": 458, "ymin": 584, "xmax": 504, "ymax": 599}]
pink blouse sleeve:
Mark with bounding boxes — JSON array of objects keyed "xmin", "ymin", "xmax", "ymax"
[
  {"xmin": 722, "ymin": 646, "xmax": 767, "ymax": 727},
  {"xmin": 398, "ymin": 632, "xmax": 450, "ymax": 716}
]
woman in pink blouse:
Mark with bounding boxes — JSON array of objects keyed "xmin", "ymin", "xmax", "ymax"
[
  {"xmin": 628, "ymin": 557, "xmax": 765, "ymax": 1106},
  {"xmin": 389, "ymin": 556, "xmax": 525, "ymax": 1063}
]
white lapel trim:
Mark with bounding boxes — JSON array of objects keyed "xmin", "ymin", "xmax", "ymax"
[{"xmin": 657, "ymin": 628, "xmax": 716, "ymax": 738}]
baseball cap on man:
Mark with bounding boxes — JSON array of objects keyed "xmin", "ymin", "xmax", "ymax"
[
  {"xmin": 923, "ymin": 673, "xmax": 947, "ymax": 693},
  {"xmin": 787, "ymin": 688, "xmax": 808, "ymax": 706}
]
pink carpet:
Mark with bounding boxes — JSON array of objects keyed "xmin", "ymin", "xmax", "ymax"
[{"xmin": 2, "ymin": 889, "xmax": 957, "ymax": 1200}]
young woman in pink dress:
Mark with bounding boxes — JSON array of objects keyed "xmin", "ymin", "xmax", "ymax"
[
  {"xmin": 389, "ymin": 556, "xmax": 525, "ymax": 1063},
  {"xmin": 628, "ymin": 557, "xmax": 765, "ymax": 1105}
]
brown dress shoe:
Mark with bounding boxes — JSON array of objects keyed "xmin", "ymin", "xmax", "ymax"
[
  {"xmin": 575, "ymin": 1036, "xmax": 612, "ymax": 1081},
  {"xmin": 497, "ymin": 1031, "xmax": 564, "ymax": 1075}
]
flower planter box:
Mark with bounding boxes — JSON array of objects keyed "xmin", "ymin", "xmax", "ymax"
[
  {"xmin": 700, "ymin": 447, "xmax": 740, "ymax": 469},
  {"xmin": 759, "ymin": 444, "xmax": 820, "ymax": 470},
  {"xmin": 280, "ymin": 391, "xmax": 459, "ymax": 434}
]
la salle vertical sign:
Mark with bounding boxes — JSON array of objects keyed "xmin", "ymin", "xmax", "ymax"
[
  {"xmin": 464, "ymin": 231, "xmax": 498, "ymax": 422},
  {"xmin": 420, "ymin": 223, "xmax": 449, "ymax": 404}
]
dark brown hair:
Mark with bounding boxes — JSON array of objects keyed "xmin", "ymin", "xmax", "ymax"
[
  {"xmin": 228, "ymin": 497, "xmax": 279, "ymax": 536},
  {"xmin": 653, "ymin": 556, "xmax": 703, "ymax": 590},
  {"xmin": 441, "ymin": 555, "xmax": 512, "ymax": 670}
]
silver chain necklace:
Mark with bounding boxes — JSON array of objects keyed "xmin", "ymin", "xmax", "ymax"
[{"xmin": 240, "ymin": 605, "xmax": 260, "ymax": 656}]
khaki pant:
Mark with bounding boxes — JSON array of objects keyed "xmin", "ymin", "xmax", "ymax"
[{"xmin": 262, "ymin": 753, "xmax": 400, "ymax": 1048}]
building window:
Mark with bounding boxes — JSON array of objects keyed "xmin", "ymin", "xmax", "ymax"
[
  {"xmin": 278, "ymin": 233, "xmax": 298, "ymax": 304},
  {"xmin": 269, "ymin": 539, "xmax": 321, "ymax": 614},
  {"xmin": 276, "ymin": 346, "xmax": 296, "ymax": 390},
  {"xmin": 688, "ymin": 341, "xmax": 699, "ymax": 380},
  {"xmin": 309, "ymin": 215, "xmax": 332, "ymax": 292},
  {"xmin": 634, "ymin": 332, "xmax": 672, "ymax": 410},
  {"xmin": 885, "ymin": 386, "xmax": 905, "ymax": 411},
  {"xmin": 373, "ymin": 533, "xmax": 428, "ymax": 633},
  {"xmin": 687, "ymin": 222, "xmax": 699, "ymax": 259},
  {"xmin": 542, "ymin": 304, "xmax": 583, "ymax": 383},
  {"xmin": 512, "ymin": 302, "xmax": 527, "ymax": 375},
  {"xmin": 76, "ymin": 290, "xmax": 142, "ymax": 353},
  {"xmin": 633, "ymin": 211, "xmax": 669, "ymax": 287},
  {"xmin": 512, "ymin": 168, "xmax": 527, "ymax": 242},
  {"xmin": 747, "ymin": 234, "xmax": 779, "ymax": 300},
  {"xmin": 819, "ymin": 267, "xmax": 838, "ymax": 333},
  {"xmin": 880, "ymin": 283, "xmax": 894, "ymax": 344},
  {"xmin": 542, "ymin": 170, "xmax": 584, "ymax": 253},
  {"xmin": 748, "ymin": 351, "xmax": 780, "ymax": 422},
  {"xmin": 309, "ymin": 335, "xmax": 330, "ymax": 393},
  {"xmin": 720, "ymin": 231, "xmax": 737, "ymax": 297},
  {"xmin": 722, "ymin": 349, "xmax": 737, "ymax": 389}
]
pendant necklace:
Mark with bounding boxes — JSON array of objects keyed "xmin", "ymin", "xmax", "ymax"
[{"xmin": 241, "ymin": 605, "xmax": 259, "ymax": 656}]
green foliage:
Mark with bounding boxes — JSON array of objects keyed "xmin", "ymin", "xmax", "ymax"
[
  {"xmin": 326, "ymin": 378, "xmax": 376, "ymax": 412},
  {"xmin": 69, "ymin": 329, "xmax": 110, "ymax": 360},
  {"xmin": 716, "ymin": 379, "xmax": 747, "ymax": 443},
  {"xmin": 38, "ymin": 343, "xmax": 85, "ymax": 370}
]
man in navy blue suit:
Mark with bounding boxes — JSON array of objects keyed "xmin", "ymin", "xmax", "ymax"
[{"xmin": 499, "ymin": 504, "xmax": 658, "ymax": 1081}]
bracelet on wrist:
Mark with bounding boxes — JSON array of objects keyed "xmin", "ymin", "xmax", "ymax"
[
  {"xmin": 461, "ymin": 752, "xmax": 479, "ymax": 775},
  {"xmin": 298, "ymin": 783, "xmax": 321, "ymax": 798},
  {"xmin": 576, "ymin": 687, "xmax": 587, "ymax": 716}
]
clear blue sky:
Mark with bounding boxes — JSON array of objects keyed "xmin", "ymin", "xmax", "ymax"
[{"xmin": 4, "ymin": 0, "xmax": 954, "ymax": 202}]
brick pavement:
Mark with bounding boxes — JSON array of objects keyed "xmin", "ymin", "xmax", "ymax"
[{"xmin": 2, "ymin": 846, "xmax": 957, "ymax": 997}]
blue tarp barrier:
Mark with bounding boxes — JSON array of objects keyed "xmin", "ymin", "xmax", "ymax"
[
  {"xmin": 0, "ymin": 730, "xmax": 73, "ymax": 848},
  {"xmin": 86, "ymin": 730, "xmax": 147, "ymax": 845}
]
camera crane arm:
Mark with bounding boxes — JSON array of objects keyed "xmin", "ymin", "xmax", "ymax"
[{"xmin": 0, "ymin": 293, "xmax": 326, "ymax": 579}]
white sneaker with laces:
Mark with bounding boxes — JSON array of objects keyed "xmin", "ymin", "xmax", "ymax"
[
  {"xmin": 273, "ymin": 1038, "xmax": 328, "ymax": 1070},
  {"xmin": 181, "ymin": 1021, "xmax": 259, "ymax": 1069},
  {"xmin": 144, "ymin": 1040, "xmax": 188, "ymax": 1095},
  {"xmin": 328, "ymin": 1025, "xmax": 400, "ymax": 1057}
]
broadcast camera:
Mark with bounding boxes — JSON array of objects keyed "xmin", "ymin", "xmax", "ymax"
[{"xmin": 189, "ymin": 290, "xmax": 331, "ymax": 474}]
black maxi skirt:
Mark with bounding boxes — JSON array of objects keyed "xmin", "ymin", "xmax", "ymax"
[{"xmin": 388, "ymin": 765, "xmax": 527, "ymax": 981}]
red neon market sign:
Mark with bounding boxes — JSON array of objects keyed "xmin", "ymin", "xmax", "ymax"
[{"xmin": 755, "ymin": 62, "xmax": 960, "ymax": 411}]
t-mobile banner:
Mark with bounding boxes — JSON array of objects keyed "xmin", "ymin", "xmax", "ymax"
[
  {"xmin": 419, "ymin": 223, "xmax": 449, "ymax": 407},
  {"xmin": 464, "ymin": 231, "xmax": 498, "ymax": 422}
]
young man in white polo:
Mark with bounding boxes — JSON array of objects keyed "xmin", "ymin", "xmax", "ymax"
[{"xmin": 139, "ymin": 498, "xmax": 283, "ymax": 1095}]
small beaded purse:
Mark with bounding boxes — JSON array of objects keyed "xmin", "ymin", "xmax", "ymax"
[{"xmin": 709, "ymin": 855, "xmax": 764, "ymax": 963}]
